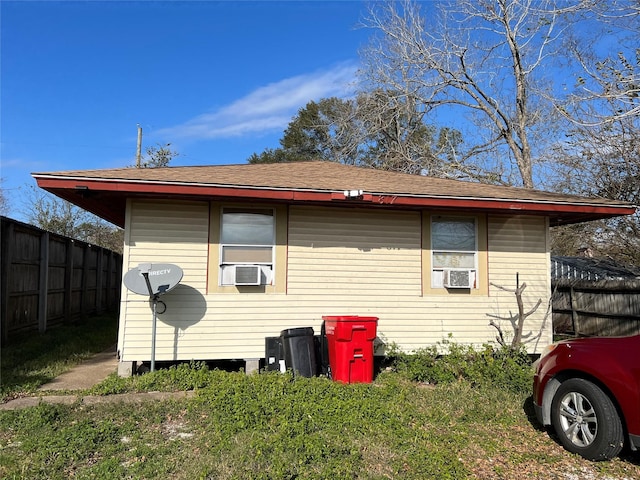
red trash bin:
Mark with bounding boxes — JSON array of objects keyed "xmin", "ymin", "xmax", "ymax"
[{"xmin": 322, "ymin": 315, "xmax": 378, "ymax": 383}]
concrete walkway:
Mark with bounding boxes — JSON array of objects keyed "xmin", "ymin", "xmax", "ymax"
[
  {"xmin": 0, "ymin": 391, "xmax": 195, "ymax": 411},
  {"xmin": 1, "ymin": 346, "xmax": 194, "ymax": 411},
  {"xmin": 37, "ymin": 345, "xmax": 119, "ymax": 391}
]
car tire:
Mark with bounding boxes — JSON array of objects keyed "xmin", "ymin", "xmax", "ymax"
[{"xmin": 551, "ymin": 378, "xmax": 624, "ymax": 461}]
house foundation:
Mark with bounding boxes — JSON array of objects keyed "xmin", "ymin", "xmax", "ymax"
[
  {"xmin": 244, "ymin": 358, "xmax": 260, "ymax": 374},
  {"xmin": 117, "ymin": 360, "xmax": 136, "ymax": 377}
]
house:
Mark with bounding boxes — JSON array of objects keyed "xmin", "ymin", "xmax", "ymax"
[{"xmin": 32, "ymin": 161, "xmax": 636, "ymax": 375}]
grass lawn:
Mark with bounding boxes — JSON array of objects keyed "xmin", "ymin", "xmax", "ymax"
[
  {"xmin": 1, "ymin": 315, "xmax": 640, "ymax": 479},
  {"xmin": 1, "ymin": 312, "xmax": 117, "ymax": 402}
]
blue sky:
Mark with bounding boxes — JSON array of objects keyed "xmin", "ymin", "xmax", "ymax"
[{"xmin": 1, "ymin": 0, "xmax": 373, "ymax": 217}]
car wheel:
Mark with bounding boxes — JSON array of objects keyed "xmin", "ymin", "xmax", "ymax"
[{"xmin": 551, "ymin": 378, "xmax": 624, "ymax": 461}]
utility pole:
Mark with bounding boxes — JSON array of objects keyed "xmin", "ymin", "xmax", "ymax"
[{"xmin": 136, "ymin": 124, "xmax": 143, "ymax": 168}]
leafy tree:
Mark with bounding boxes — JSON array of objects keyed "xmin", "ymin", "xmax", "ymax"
[
  {"xmin": 354, "ymin": 89, "xmax": 464, "ymax": 176},
  {"xmin": 249, "ymin": 95, "xmax": 464, "ymax": 176},
  {"xmin": 75, "ymin": 220, "xmax": 125, "ymax": 253},
  {"xmin": 249, "ymin": 98, "xmax": 357, "ymax": 164},
  {"xmin": 248, "ymin": 147, "xmax": 296, "ymax": 164},
  {"xmin": 21, "ymin": 185, "xmax": 124, "ymax": 253},
  {"xmin": 25, "ymin": 185, "xmax": 82, "ymax": 237}
]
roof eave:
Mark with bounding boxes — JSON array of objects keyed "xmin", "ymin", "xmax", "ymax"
[{"xmin": 33, "ymin": 175, "xmax": 637, "ymax": 229}]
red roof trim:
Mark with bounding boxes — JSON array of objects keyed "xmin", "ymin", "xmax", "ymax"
[{"xmin": 33, "ymin": 176, "xmax": 636, "ymax": 216}]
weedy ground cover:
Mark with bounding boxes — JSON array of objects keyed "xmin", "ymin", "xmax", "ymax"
[
  {"xmin": 2, "ymin": 318, "xmax": 640, "ymax": 479},
  {"xmin": 3, "ymin": 370, "xmax": 640, "ymax": 479}
]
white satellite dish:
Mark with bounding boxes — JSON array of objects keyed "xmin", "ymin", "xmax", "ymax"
[
  {"xmin": 123, "ymin": 263, "xmax": 183, "ymax": 297},
  {"xmin": 123, "ymin": 263, "xmax": 184, "ymax": 372}
]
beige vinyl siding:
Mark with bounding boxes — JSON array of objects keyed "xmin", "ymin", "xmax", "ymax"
[
  {"xmin": 488, "ymin": 215, "xmax": 549, "ymax": 294},
  {"xmin": 118, "ymin": 199, "xmax": 210, "ymax": 360},
  {"xmin": 486, "ymin": 214, "xmax": 551, "ymax": 346},
  {"xmin": 287, "ymin": 207, "xmax": 422, "ymax": 296},
  {"xmin": 124, "ymin": 199, "xmax": 209, "ymax": 290},
  {"xmin": 118, "ymin": 202, "xmax": 552, "ymax": 363}
]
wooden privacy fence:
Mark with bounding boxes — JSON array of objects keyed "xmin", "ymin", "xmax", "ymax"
[
  {"xmin": 1, "ymin": 216, "xmax": 122, "ymax": 344},
  {"xmin": 552, "ymin": 279, "xmax": 640, "ymax": 337}
]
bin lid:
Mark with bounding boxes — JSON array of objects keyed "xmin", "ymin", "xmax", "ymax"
[
  {"xmin": 322, "ymin": 316, "xmax": 378, "ymax": 322},
  {"xmin": 280, "ymin": 327, "xmax": 315, "ymax": 338}
]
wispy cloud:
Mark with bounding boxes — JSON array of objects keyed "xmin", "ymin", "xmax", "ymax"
[
  {"xmin": 1, "ymin": 157, "xmax": 50, "ymax": 173},
  {"xmin": 157, "ymin": 62, "xmax": 358, "ymax": 140}
]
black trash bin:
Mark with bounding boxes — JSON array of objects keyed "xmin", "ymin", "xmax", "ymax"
[{"xmin": 280, "ymin": 327, "xmax": 317, "ymax": 377}]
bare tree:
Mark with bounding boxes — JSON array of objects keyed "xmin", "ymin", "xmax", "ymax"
[
  {"xmin": 359, "ymin": 0, "xmax": 591, "ymax": 187},
  {"xmin": 544, "ymin": 3, "xmax": 639, "ymax": 264},
  {"xmin": 549, "ymin": 106, "xmax": 640, "ymax": 265},
  {"xmin": 136, "ymin": 143, "xmax": 179, "ymax": 168},
  {"xmin": 557, "ymin": 1, "xmax": 639, "ymax": 126},
  {"xmin": 0, "ymin": 178, "xmax": 8, "ymax": 216}
]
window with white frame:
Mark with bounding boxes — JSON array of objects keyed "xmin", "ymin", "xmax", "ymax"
[
  {"xmin": 431, "ymin": 216, "xmax": 477, "ymax": 289},
  {"xmin": 220, "ymin": 208, "xmax": 275, "ymax": 286}
]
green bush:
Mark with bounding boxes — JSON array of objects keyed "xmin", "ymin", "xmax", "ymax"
[{"xmin": 386, "ymin": 337, "xmax": 533, "ymax": 394}]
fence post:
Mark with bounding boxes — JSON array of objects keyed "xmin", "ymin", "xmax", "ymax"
[
  {"xmin": 38, "ymin": 231, "xmax": 50, "ymax": 333},
  {"xmin": 115, "ymin": 253, "xmax": 122, "ymax": 307},
  {"xmin": 64, "ymin": 239, "xmax": 73, "ymax": 323},
  {"xmin": 569, "ymin": 286, "xmax": 578, "ymax": 335},
  {"xmin": 0, "ymin": 220, "xmax": 14, "ymax": 345},
  {"xmin": 96, "ymin": 248, "xmax": 104, "ymax": 314},
  {"xmin": 105, "ymin": 250, "xmax": 113, "ymax": 308},
  {"xmin": 81, "ymin": 243, "xmax": 90, "ymax": 316}
]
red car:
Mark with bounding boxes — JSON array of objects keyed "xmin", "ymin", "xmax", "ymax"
[{"xmin": 533, "ymin": 335, "xmax": 640, "ymax": 461}]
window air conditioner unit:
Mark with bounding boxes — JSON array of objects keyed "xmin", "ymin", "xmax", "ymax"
[
  {"xmin": 443, "ymin": 269, "xmax": 474, "ymax": 289},
  {"xmin": 232, "ymin": 265, "xmax": 261, "ymax": 286}
]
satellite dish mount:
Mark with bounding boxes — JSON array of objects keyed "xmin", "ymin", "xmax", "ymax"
[{"xmin": 123, "ymin": 263, "xmax": 184, "ymax": 372}]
